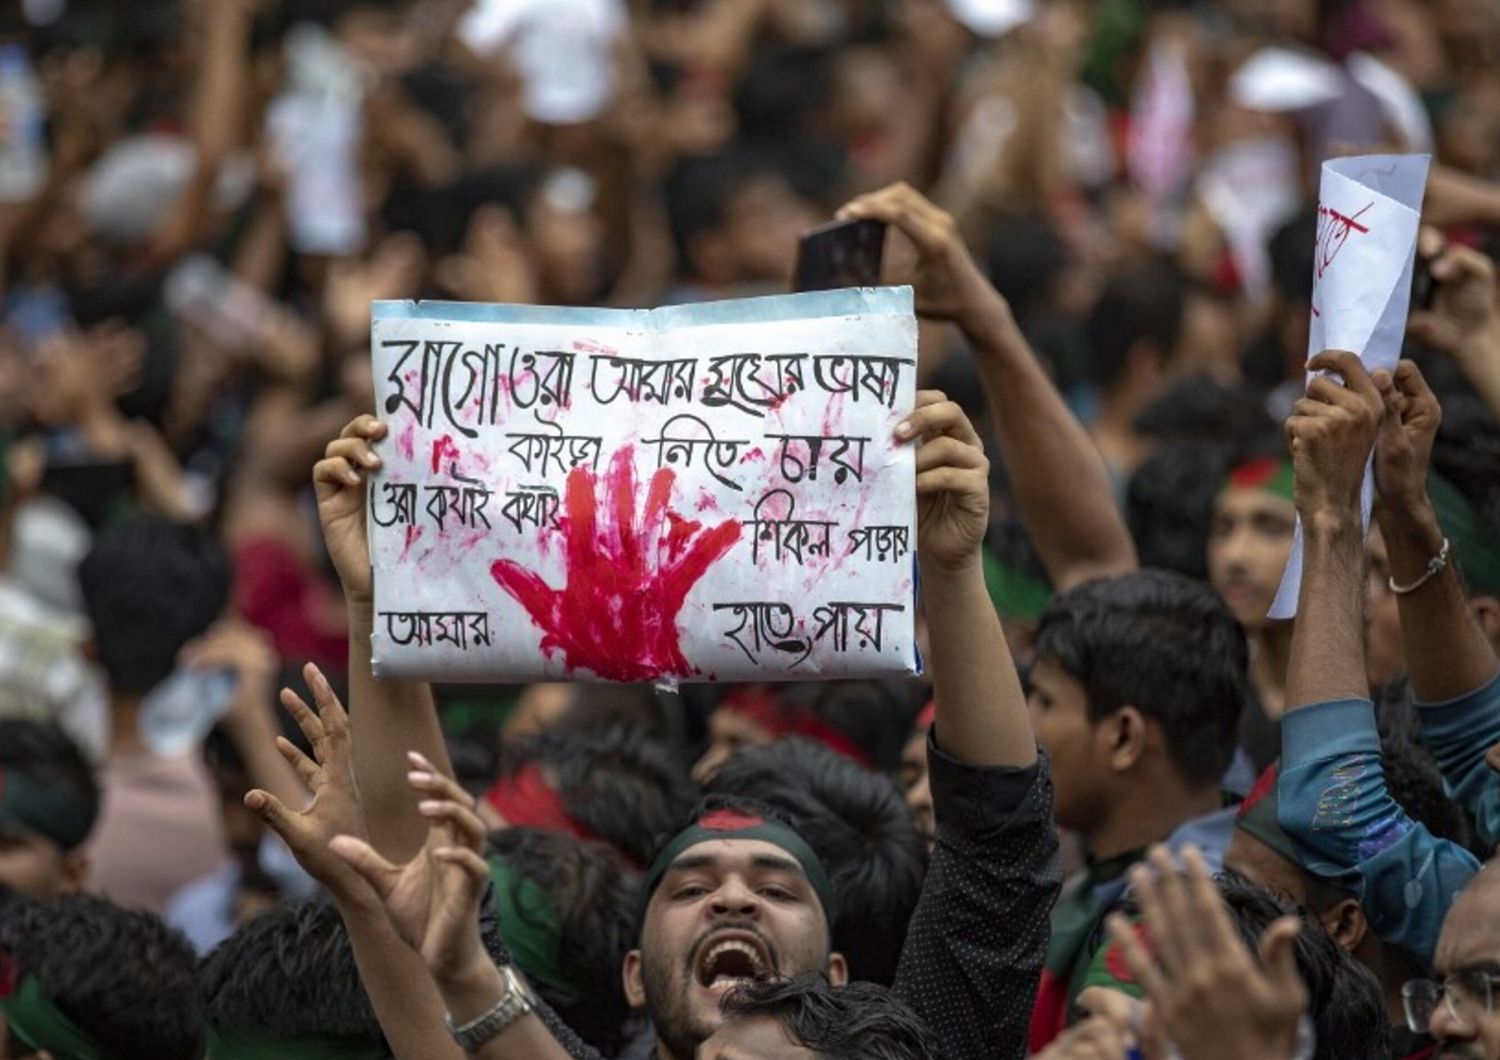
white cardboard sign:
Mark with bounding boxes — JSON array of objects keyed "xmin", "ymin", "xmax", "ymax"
[{"xmin": 368, "ymin": 288, "xmax": 921, "ymax": 683}]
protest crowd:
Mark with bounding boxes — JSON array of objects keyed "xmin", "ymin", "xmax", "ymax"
[{"xmin": 6, "ymin": 0, "xmax": 1500, "ymax": 1057}]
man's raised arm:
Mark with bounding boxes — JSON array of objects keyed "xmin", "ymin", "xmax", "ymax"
[
  {"xmin": 891, "ymin": 392, "xmax": 1060, "ymax": 1060},
  {"xmin": 1372, "ymin": 359, "xmax": 1500, "ymax": 849},
  {"xmin": 1276, "ymin": 352, "xmax": 1478, "ymax": 965},
  {"xmin": 839, "ymin": 183, "xmax": 1137, "ymax": 590},
  {"xmin": 315, "ymin": 415, "xmax": 454, "ymax": 860}
]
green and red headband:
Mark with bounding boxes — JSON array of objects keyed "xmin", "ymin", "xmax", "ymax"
[
  {"xmin": 720, "ymin": 687, "xmax": 871, "ymax": 767},
  {"xmin": 0, "ymin": 952, "xmax": 107, "ymax": 1060},
  {"xmin": 1234, "ymin": 762, "xmax": 1302, "ymax": 868},
  {"xmin": 484, "ymin": 763, "xmax": 604, "ymax": 846},
  {"xmin": 642, "ymin": 809, "xmax": 838, "ymax": 926},
  {"xmin": 0, "ymin": 766, "xmax": 94, "ymax": 851},
  {"xmin": 485, "ymin": 852, "xmax": 576, "ymax": 1000},
  {"xmin": 1222, "ymin": 456, "xmax": 1295, "ymax": 503}
]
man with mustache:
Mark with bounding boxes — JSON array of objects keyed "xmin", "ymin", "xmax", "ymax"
[{"xmin": 309, "ymin": 382, "xmax": 1060, "ymax": 1058}]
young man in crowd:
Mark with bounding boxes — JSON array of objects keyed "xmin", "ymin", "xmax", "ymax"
[
  {"xmin": 0, "ymin": 719, "xmax": 97, "ymax": 898},
  {"xmin": 1024, "ymin": 567, "xmax": 1247, "ymax": 1046},
  {"xmin": 692, "ymin": 680, "xmax": 917, "ymax": 783},
  {"xmin": 478, "ymin": 719, "xmax": 695, "ymax": 867},
  {"xmin": 0, "ymin": 891, "xmax": 204, "ymax": 1059},
  {"xmin": 199, "ymin": 896, "xmax": 393, "ymax": 1057},
  {"xmin": 1207, "ymin": 451, "xmax": 1298, "ymax": 769},
  {"xmin": 304, "ymin": 382, "xmax": 1060, "ymax": 1059},
  {"xmin": 75, "ymin": 515, "xmax": 233, "ymax": 911}
]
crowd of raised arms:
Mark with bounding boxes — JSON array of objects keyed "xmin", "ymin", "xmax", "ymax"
[{"xmin": 5, "ymin": 1, "xmax": 1500, "ymax": 1058}]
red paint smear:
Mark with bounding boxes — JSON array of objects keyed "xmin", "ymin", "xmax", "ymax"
[
  {"xmin": 572, "ymin": 337, "xmax": 619, "ymax": 357},
  {"xmin": 431, "ymin": 434, "xmax": 461, "ymax": 474},
  {"xmin": 402, "ymin": 524, "xmax": 424, "ymax": 558},
  {"xmin": 396, "ymin": 423, "xmax": 416, "ymax": 462},
  {"xmin": 490, "ymin": 447, "xmax": 741, "ymax": 682}
]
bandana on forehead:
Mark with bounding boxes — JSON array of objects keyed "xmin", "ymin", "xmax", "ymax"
[
  {"xmin": 721, "ymin": 687, "xmax": 872, "ymax": 767},
  {"xmin": 642, "ymin": 811, "xmax": 839, "ymax": 926},
  {"xmin": 0, "ymin": 961, "xmax": 109, "ymax": 1060},
  {"xmin": 1234, "ymin": 762, "xmax": 1302, "ymax": 868},
  {"xmin": 484, "ymin": 763, "xmax": 604, "ymax": 847},
  {"xmin": 1223, "ymin": 456, "xmax": 1296, "ymax": 502},
  {"xmin": 0, "ymin": 767, "xmax": 95, "ymax": 851}
]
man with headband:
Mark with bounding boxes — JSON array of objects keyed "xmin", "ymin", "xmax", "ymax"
[
  {"xmin": 0, "ymin": 720, "xmax": 99, "ymax": 898},
  {"xmin": 314, "ymin": 391, "xmax": 1060, "ymax": 1060},
  {"xmin": 1207, "ymin": 450, "xmax": 1298, "ymax": 771},
  {"xmin": 0, "ymin": 891, "xmax": 203, "ymax": 1059}
]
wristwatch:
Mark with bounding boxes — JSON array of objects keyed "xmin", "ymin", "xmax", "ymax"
[{"xmin": 444, "ymin": 965, "xmax": 538, "ymax": 1051}]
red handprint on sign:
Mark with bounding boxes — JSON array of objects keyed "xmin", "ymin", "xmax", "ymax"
[{"xmin": 490, "ymin": 447, "xmax": 742, "ymax": 682}]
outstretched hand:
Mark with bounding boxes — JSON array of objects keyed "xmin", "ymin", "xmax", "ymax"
[
  {"xmin": 243, "ymin": 663, "xmax": 369, "ymax": 898},
  {"xmin": 330, "ymin": 755, "xmax": 492, "ymax": 986},
  {"xmin": 314, "ymin": 414, "xmax": 387, "ymax": 605},
  {"xmin": 1106, "ymin": 846, "xmax": 1308, "ymax": 1060},
  {"xmin": 897, "ymin": 391, "xmax": 990, "ymax": 573}
]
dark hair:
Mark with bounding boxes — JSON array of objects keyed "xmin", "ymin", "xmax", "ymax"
[
  {"xmin": 77, "ymin": 515, "xmax": 231, "ymax": 694},
  {"xmin": 768, "ymin": 680, "xmax": 922, "ymax": 773},
  {"xmin": 485, "ymin": 827, "xmax": 641, "ymax": 1054},
  {"xmin": 1125, "ymin": 442, "xmax": 1234, "ymax": 580},
  {"xmin": 0, "ymin": 720, "xmax": 99, "ymax": 850},
  {"xmin": 0, "ymin": 892, "xmax": 203, "ymax": 1060},
  {"xmin": 1215, "ymin": 872, "xmax": 1391, "ymax": 1060},
  {"xmin": 199, "ymin": 897, "xmax": 384, "ymax": 1042},
  {"xmin": 705, "ymin": 738, "xmax": 927, "ymax": 985},
  {"xmin": 508, "ymin": 722, "xmax": 696, "ymax": 866},
  {"xmin": 1034, "ymin": 570, "xmax": 1247, "ymax": 787},
  {"xmin": 663, "ymin": 151, "xmax": 769, "ymax": 274},
  {"xmin": 985, "ymin": 213, "xmax": 1071, "ymax": 329},
  {"xmin": 721, "ymin": 974, "xmax": 942, "ymax": 1060},
  {"xmin": 1084, "ymin": 258, "xmax": 1185, "ymax": 389},
  {"xmin": 1133, "ymin": 377, "xmax": 1281, "ymax": 448},
  {"xmin": 1269, "ymin": 209, "xmax": 1317, "ymax": 303}
]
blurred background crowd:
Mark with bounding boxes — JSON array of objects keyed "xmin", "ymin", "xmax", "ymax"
[{"xmin": 2, "ymin": 0, "xmax": 1500, "ymax": 1055}]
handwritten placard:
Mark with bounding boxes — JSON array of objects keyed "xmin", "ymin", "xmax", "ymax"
[
  {"xmin": 367, "ymin": 288, "xmax": 920, "ymax": 683},
  {"xmin": 1269, "ymin": 153, "xmax": 1429, "ymax": 619}
]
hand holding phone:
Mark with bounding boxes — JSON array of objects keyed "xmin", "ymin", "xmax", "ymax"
[{"xmin": 794, "ymin": 218, "xmax": 887, "ymax": 292}]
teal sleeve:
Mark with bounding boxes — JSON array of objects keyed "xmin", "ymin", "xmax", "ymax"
[
  {"xmin": 1417, "ymin": 669, "xmax": 1500, "ymax": 852},
  {"xmin": 1277, "ymin": 698, "xmax": 1479, "ymax": 965}
]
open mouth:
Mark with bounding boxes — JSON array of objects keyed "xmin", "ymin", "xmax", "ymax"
[{"xmin": 694, "ymin": 932, "xmax": 773, "ymax": 993}]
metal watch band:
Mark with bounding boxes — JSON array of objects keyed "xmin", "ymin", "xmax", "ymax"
[{"xmin": 444, "ymin": 965, "xmax": 537, "ymax": 1051}]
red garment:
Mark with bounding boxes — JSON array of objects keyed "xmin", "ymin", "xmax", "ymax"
[{"xmin": 233, "ymin": 538, "xmax": 348, "ymax": 669}]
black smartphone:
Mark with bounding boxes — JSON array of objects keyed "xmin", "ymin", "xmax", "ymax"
[
  {"xmin": 1411, "ymin": 251, "xmax": 1438, "ymax": 311},
  {"xmin": 793, "ymin": 219, "xmax": 887, "ymax": 292}
]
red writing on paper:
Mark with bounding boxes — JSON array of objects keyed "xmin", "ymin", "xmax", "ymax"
[
  {"xmin": 1312, "ymin": 200, "xmax": 1374, "ymax": 317},
  {"xmin": 490, "ymin": 447, "xmax": 742, "ymax": 682}
]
